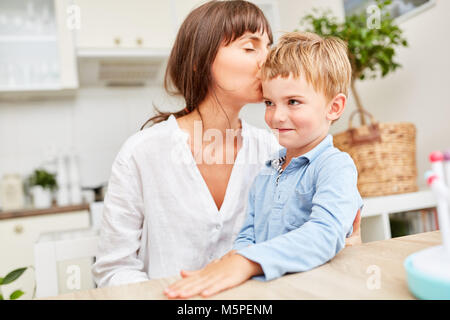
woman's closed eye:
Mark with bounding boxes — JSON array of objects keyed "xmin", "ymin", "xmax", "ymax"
[{"xmin": 243, "ymin": 42, "xmax": 256, "ymax": 52}]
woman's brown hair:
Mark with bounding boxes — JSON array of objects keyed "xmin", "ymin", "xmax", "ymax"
[{"xmin": 140, "ymin": 0, "xmax": 273, "ymax": 130}]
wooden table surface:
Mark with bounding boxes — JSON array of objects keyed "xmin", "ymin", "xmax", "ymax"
[{"xmin": 45, "ymin": 231, "xmax": 442, "ymax": 300}]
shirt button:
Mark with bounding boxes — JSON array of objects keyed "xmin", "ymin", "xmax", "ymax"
[
  {"xmin": 289, "ymin": 215, "xmax": 296, "ymax": 225},
  {"xmin": 215, "ymin": 224, "xmax": 220, "ymax": 230}
]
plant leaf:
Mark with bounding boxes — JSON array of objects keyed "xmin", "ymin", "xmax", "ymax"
[
  {"xmin": 2, "ymin": 267, "xmax": 27, "ymax": 285},
  {"xmin": 0, "ymin": 294, "xmax": 3, "ymax": 300},
  {"xmin": 10, "ymin": 290, "xmax": 25, "ymax": 300},
  {"xmin": 0, "ymin": 277, "xmax": 3, "ymax": 285}
]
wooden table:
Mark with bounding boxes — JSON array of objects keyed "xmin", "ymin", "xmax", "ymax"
[{"xmin": 45, "ymin": 231, "xmax": 442, "ymax": 300}]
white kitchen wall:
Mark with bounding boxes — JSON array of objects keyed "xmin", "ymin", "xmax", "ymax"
[
  {"xmin": 0, "ymin": 86, "xmax": 183, "ymax": 188},
  {"xmin": 1, "ymin": 0, "xmax": 448, "ymax": 191}
]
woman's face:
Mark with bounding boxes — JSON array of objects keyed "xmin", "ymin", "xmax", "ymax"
[{"xmin": 211, "ymin": 31, "xmax": 271, "ymax": 105}]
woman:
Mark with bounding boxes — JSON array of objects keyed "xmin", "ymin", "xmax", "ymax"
[{"xmin": 92, "ymin": 0, "xmax": 361, "ymax": 288}]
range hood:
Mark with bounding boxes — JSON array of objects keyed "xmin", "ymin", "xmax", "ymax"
[{"xmin": 76, "ymin": 48, "xmax": 170, "ymax": 86}]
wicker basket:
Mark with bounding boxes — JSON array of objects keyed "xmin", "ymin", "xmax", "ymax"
[{"xmin": 333, "ymin": 109, "xmax": 418, "ymax": 197}]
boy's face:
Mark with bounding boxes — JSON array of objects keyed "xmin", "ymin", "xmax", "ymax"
[{"xmin": 263, "ymin": 74, "xmax": 335, "ymax": 154}]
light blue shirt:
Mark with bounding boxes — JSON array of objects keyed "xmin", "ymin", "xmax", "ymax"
[{"xmin": 232, "ymin": 134, "xmax": 364, "ymax": 281}]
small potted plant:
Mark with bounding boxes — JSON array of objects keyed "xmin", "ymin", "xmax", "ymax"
[
  {"xmin": 27, "ymin": 169, "xmax": 57, "ymax": 209},
  {"xmin": 0, "ymin": 267, "xmax": 34, "ymax": 300}
]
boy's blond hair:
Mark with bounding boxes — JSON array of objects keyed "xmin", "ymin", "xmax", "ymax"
[{"xmin": 261, "ymin": 32, "xmax": 352, "ymax": 101}]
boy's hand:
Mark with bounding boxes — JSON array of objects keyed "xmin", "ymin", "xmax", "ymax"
[{"xmin": 163, "ymin": 253, "xmax": 262, "ymax": 299}]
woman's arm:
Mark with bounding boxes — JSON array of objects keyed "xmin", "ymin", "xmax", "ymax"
[
  {"xmin": 92, "ymin": 155, "xmax": 149, "ymax": 287},
  {"xmin": 345, "ymin": 209, "xmax": 362, "ymax": 247}
]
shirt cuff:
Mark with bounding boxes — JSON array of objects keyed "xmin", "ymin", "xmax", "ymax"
[
  {"xmin": 346, "ymin": 225, "xmax": 354, "ymax": 238},
  {"xmin": 236, "ymin": 246, "xmax": 278, "ymax": 281}
]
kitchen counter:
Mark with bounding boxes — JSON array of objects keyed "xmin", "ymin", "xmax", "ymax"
[
  {"xmin": 0, "ymin": 204, "xmax": 90, "ymax": 220},
  {"xmin": 43, "ymin": 231, "xmax": 442, "ymax": 300}
]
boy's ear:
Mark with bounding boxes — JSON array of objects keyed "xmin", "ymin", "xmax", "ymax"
[{"xmin": 326, "ymin": 93, "xmax": 346, "ymax": 122}]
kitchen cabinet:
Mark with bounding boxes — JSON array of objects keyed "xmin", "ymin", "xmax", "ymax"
[
  {"xmin": 74, "ymin": 0, "xmax": 176, "ymax": 50},
  {"xmin": 0, "ymin": 209, "xmax": 90, "ymax": 300},
  {"xmin": 0, "ymin": 0, "xmax": 78, "ymax": 94},
  {"xmin": 172, "ymin": 0, "xmax": 202, "ymax": 31},
  {"xmin": 171, "ymin": 0, "xmax": 279, "ymax": 38}
]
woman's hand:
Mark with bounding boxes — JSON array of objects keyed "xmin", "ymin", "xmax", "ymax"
[
  {"xmin": 345, "ymin": 209, "xmax": 362, "ymax": 247},
  {"xmin": 163, "ymin": 253, "xmax": 262, "ymax": 299},
  {"xmin": 221, "ymin": 249, "xmax": 237, "ymax": 260}
]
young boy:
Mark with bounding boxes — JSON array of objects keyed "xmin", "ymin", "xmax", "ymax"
[{"xmin": 164, "ymin": 31, "xmax": 364, "ymax": 298}]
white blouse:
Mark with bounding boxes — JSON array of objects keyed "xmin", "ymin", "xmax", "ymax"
[{"xmin": 92, "ymin": 114, "xmax": 281, "ymax": 288}]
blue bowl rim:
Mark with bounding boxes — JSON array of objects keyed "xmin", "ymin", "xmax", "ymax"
[{"xmin": 404, "ymin": 251, "xmax": 450, "ymax": 286}]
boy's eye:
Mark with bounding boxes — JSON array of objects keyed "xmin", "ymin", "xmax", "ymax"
[
  {"xmin": 264, "ymin": 100, "xmax": 274, "ymax": 107},
  {"xmin": 288, "ymin": 99, "xmax": 301, "ymax": 105}
]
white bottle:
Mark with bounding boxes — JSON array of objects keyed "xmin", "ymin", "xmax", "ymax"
[
  {"xmin": 68, "ymin": 152, "xmax": 82, "ymax": 205},
  {"xmin": 56, "ymin": 153, "xmax": 69, "ymax": 206},
  {"xmin": 0, "ymin": 174, "xmax": 25, "ymax": 211}
]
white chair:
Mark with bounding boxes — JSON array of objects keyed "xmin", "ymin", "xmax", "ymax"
[{"xmin": 34, "ymin": 227, "xmax": 100, "ymax": 298}]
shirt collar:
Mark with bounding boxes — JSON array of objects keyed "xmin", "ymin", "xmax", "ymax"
[{"xmin": 265, "ymin": 134, "xmax": 334, "ymax": 168}]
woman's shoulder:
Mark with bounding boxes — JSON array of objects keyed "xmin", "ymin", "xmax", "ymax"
[{"xmin": 116, "ymin": 115, "xmax": 179, "ymax": 164}]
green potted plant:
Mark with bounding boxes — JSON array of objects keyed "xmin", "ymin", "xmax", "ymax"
[
  {"xmin": 27, "ymin": 169, "xmax": 57, "ymax": 209},
  {"xmin": 0, "ymin": 267, "xmax": 34, "ymax": 300},
  {"xmin": 297, "ymin": 0, "xmax": 408, "ymax": 125}
]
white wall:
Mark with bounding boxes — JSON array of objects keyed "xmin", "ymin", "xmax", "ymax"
[
  {"xmin": 1, "ymin": 0, "xmax": 448, "ymax": 192},
  {"xmin": 276, "ymin": 0, "xmax": 450, "ymax": 189},
  {"xmin": 0, "ymin": 86, "xmax": 181, "ymax": 188}
]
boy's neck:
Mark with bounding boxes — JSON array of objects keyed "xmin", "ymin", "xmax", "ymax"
[{"xmin": 282, "ymin": 133, "xmax": 329, "ymax": 170}]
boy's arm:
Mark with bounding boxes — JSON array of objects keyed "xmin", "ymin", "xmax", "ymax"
[{"xmin": 236, "ymin": 153, "xmax": 363, "ymax": 281}]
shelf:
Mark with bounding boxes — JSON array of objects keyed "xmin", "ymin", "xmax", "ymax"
[
  {"xmin": 77, "ymin": 47, "xmax": 170, "ymax": 59},
  {"xmin": 0, "ymin": 204, "xmax": 90, "ymax": 220},
  {"xmin": 0, "ymin": 84, "xmax": 62, "ymax": 92},
  {"xmin": 0, "ymin": 35, "xmax": 57, "ymax": 43},
  {"xmin": 362, "ymin": 190, "xmax": 436, "ymax": 218}
]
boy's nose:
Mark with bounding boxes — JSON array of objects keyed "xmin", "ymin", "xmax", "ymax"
[{"xmin": 273, "ymin": 107, "xmax": 288, "ymax": 122}]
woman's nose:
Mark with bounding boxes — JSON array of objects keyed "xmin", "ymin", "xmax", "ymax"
[
  {"xmin": 257, "ymin": 49, "xmax": 268, "ymax": 69},
  {"xmin": 256, "ymin": 69, "xmax": 262, "ymax": 80},
  {"xmin": 257, "ymin": 59, "xmax": 263, "ymax": 70}
]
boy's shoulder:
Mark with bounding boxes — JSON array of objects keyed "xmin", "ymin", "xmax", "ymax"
[
  {"xmin": 312, "ymin": 146, "xmax": 358, "ymax": 181},
  {"xmin": 314, "ymin": 143, "xmax": 356, "ymax": 167}
]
